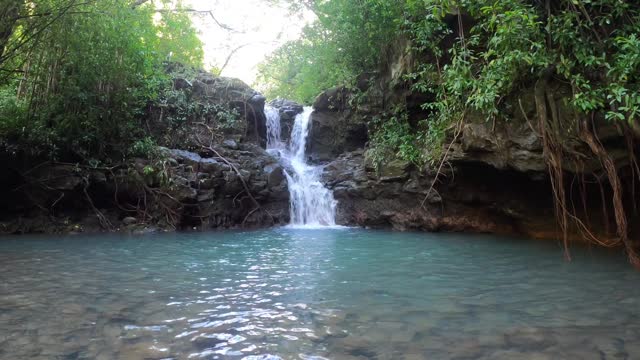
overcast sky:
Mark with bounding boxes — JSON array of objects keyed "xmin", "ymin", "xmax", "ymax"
[{"xmin": 185, "ymin": 0, "xmax": 313, "ymax": 85}]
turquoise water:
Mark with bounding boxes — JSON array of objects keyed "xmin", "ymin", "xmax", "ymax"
[{"xmin": 1, "ymin": 229, "xmax": 639, "ymax": 359}]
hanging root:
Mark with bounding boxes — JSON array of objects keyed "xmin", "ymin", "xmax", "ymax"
[
  {"xmin": 620, "ymin": 123, "xmax": 640, "ymax": 215},
  {"xmin": 83, "ymin": 180, "xmax": 113, "ymax": 230},
  {"xmin": 534, "ymin": 80, "xmax": 571, "ymax": 260},
  {"xmin": 534, "ymin": 79, "xmax": 640, "ymax": 266},
  {"xmin": 421, "ymin": 118, "xmax": 464, "ymax": 210},
  {"xmin": 579, "ymin": 117, "xmax": 640, "ymax": 268}
]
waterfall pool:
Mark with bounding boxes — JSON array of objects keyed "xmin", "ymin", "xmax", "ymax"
[{"xmin": 1, "ymin": 228, "xmax": 639, "ymax": 359}]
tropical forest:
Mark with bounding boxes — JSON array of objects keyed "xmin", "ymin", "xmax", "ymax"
[{"xmin": 1, "ymin": 0, "xmax": 640, "ymax": 359}]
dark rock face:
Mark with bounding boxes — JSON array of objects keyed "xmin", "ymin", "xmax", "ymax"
[
  {"xmin": 446, "ymin": 86, "xmax": 632, "ymax": 175},
  {"xmin": 157, "ymin": 144, "xmax": 290, "ymax": 229},
  {"xmin": 0, "ymin": 68, "xmax": 290, "ymax": 235},
  {"xmin": 307, "ymin": 87, "xmax": 371, "ymax": 163},
  {"xmin": 322, "ymin": 151, "xmax": 514, "ymax": 234},
  {"xmin": 321, "ymin": 150, "xmax": 619, "ymax": 242},
  {"xmin": 150, "ymin": 70, "xmax": 269, "ymax": 150},
  {"xmin": 0, "ymin": 143, "xmax": 290, "ymax": 235},
  {"xmin": 308, "ymin": 36, "xmax": 640, "ymax": 244}
]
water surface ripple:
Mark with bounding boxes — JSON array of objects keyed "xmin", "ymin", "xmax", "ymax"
[{"xmin": 1, "ymin": 229, "xmax": 639, "ymax": 359}]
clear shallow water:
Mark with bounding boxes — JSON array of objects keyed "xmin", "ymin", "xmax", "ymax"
[{"xmin": 1, "ymin": 229, "xmax": 639, "ymax": 360}]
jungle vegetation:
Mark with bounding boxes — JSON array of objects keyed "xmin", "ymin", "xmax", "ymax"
[
  {"xmin": 0, "ymin": 0, "xmax": 203, "ymax": 161},
  {"xmin": 257, "ymin": 0, "xmax": 640, "ymax": 265}
]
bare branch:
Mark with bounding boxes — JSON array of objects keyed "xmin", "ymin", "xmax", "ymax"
[
  {"xmin": 155, "ymin": 8, "xmax": 242, "ymax": 33},
  {"xmin": 217, "ymin": 44, "xmax": 250, "ymax": 75}
]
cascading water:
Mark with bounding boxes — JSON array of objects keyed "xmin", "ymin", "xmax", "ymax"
[
  {"xmin": 265, "ymin": 106, "xmax": 337, "ymax": 227},
  {"xmin": 265, "ymin": 106, "xmax": 284, "ymax": 150}
]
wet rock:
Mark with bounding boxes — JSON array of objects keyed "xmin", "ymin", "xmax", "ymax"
[
  {"xmin": 197, "ymin": 189, "xmax": 215, "ymax": 203},
  {"xmin": 447, "ymin": 338, "xmax": 485, "ymax": 359},
  {"xmin": 592, "ymin": 337, "xmax": 627, "ymax": 359},
  {"xmin": 119, "ymin": 342, "xmax": 170, "ymax": 360},
  {"xmin": 199, "ymin": 158, "xmax": 226, "ymax": 175},
  {"xmin": 269, "ymin": 98, "xmax": 305, "ymax": 142},
  {"xmin": 122, "ymin": 217, "xmax": 137, "ymax": 226},
  {"xmin": 223, "ymin": 139, "xmax": 239, "ymax": 150},
  {"xmin": 379, "ymin": 159, "xmax": 410, "ymax": 181},
  {"xmin": 191, "ymin": 333, "xmax": 228, "ymax": 350},
  {"xmin": 483, "ymin": 350, "xmax": 553, "ymax": 360},
  {"xmin": 168, "ymin": 180, "xmax": 197, "ymax": 202},
  {"xmin": 61, "ymin": 303, "xmax": 86, "ymax": 315},
  {"xmin": 264, "ymin": 164, "xmax": 285, "ymax": 187},
  {"xmin": 168, "ymin": 149, "xmax": 202, "ymax": 168},
  {"xmin": 132, "ymin": 226, "xmax": 161, "ymax": 235},
  {"xmin": 270, "ymin": 98, "xmax": 304, "ymax": 118},
  {"xmin": 331, "ymin": 336, "xmax": 377, "ymax": 358},
  {"xmin": 308, "ymin": 110, "xmax": 368, "ymax": 163},
  {"xmin": 625, "ymin": 341, "xmax": 640, "ymax": 358},
  {"xmin": 173, "ymin": 77, "xmax": 192, "ymax": 90},
  {"xmin": 102, "ymin": 323, "xmax": 123, "ymax": 340},
  {"xmin": 505, "ymin": 327, "xmax": 557, "ymax": 350}
]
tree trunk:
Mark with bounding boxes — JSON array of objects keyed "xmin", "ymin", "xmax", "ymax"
[{"xmin": 0, "ymin": 0, "xmax": 22, "ymax": 66}]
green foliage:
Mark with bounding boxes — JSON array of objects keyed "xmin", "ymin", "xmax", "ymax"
[
  {"xmin": 131, "ymin": 137, "xmax": 159, "ymax": 158},
  {"xmin": 262, "ymin": 0, "xmax": 640, "ymax": 167},
  {"xmin": 369, "ymin": 107, "xmax": 425, "ymax": 168},
  {"xmin": 405, "ymin": 0, "xmax": 551, "ymax": 163},
  {"xmin": 255, "ymin": 0, "xmax": 404, "ymax": 103},
  {"xmin": 157, "ymin": 87, "xmax": 241, "ymax": 130},
  {"xmin": 155, "ymin": 3, "xmax": 205, "ymax": 68},
  {"xmin": 0, "ymin": 0, "xmax": 203, "ymax": 161}
]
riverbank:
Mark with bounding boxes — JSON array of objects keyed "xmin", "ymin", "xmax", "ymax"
[{"xmin": 1, "ymin": 67, "xmax": 638, "ymax": 267}]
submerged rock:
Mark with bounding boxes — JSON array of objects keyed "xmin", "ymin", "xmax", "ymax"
[{"xmin": 119, "ymin": 342, "xmax": 171, "ymax": 360}]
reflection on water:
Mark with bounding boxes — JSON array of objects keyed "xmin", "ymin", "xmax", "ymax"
[{"xmin": 0, "ymin": 228, "xmax": 639, "ymax": 359}]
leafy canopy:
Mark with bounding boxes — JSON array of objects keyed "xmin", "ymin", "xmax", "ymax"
[
  {"xmin": 0, "ymin": 0, "xmax": 203, "ymax": 161},
  {"xmin": 259, "ymin": 0, "xmax": 640, "ymax": 166}
]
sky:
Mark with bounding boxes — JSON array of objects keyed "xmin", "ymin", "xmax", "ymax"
[{"xmin": 185, "ymin": 0, "xmax": 314, "ymax": 85}]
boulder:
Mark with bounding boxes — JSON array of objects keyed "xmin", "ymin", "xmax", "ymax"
[
  {"xmin": 320, "ymin": 150, "xmax": 575, "ymax": 239},
  {"xmin": 122, "ymin": 217, "xmax": 137, "ymax": 225},
  {"xmin": 308, "ymin": 110, "xmax": 368, "ymax": 163},
  {"xmin": 199, "ymin": 158, "xmax": 226, "ymax": 175},
  {"xmin": 167, "ymin": 149, "xmax": 202, "ymax": 168},
  {"xmin": 379, "ymin": 159, "xmax": 410, "ymax": 181},
  {"xmin": 313, "ymin": 86, "xmax": 349, "ymax": 111},
  {"xmin": 222, "ymin": 139, "xmax": 239, "ymax": 150},
  {"xmin": 151, "ymin": 71, "xmax": 269, "ymax": 149},
  {"xmin": 33, "ymin": 165, "xmax": 83, "ymax": 191},
  {"xmin": 264, "ymin": 163, "xmax": 286, "ymax": 188}
]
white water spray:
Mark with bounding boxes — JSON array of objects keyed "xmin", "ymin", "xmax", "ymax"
[{"xmin": 265, "ymin": 106, "xmax": 337, "ymax": 227}]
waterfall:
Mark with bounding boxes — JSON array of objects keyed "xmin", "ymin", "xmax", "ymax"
[
  {"xmin": 265, "ymin": 106, "xmax": 337, "ymax": 227},
  {"xmin": 265, "ymin": 106, "xmax": 284, "ymax": 150}
]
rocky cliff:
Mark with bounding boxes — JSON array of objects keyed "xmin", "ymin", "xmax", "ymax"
[
  {"xmin": 303, "ymin": 44, "xmax": 639, "ymax": 247},
  {"xmin": 0, "ymin": 70, "xmax": 290, "ymax": 235}
]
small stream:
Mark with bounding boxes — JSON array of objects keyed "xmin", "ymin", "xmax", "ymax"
[{"xmin": 1, "ymin": 229, "xmax": 639, "ymax": 359}]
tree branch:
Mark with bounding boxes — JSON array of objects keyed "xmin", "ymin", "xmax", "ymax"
[{"xmin": 155, "ymin": 8, "xmax": 242, "ymax": 33}]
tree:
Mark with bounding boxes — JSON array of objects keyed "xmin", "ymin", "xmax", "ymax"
[
  {"xmin": 256, "ymin": 0, "xmax": 403, "ymax": 103},
  {"xmin": 0, "ymin": 0, "xmax": 204, "ymax": 160}
]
